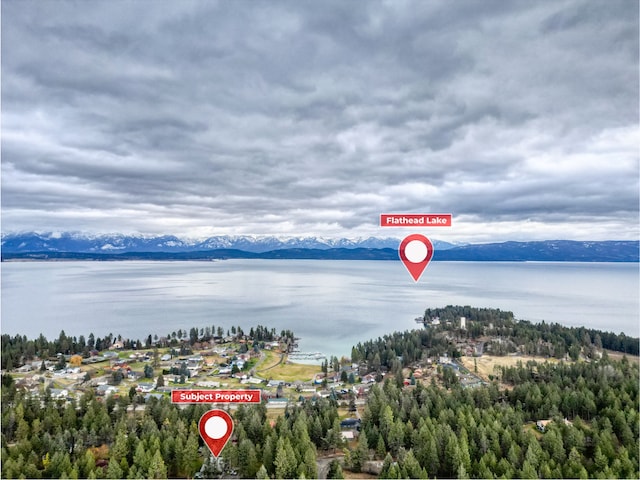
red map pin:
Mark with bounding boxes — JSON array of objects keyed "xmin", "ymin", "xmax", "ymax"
[
  {"xmin": 198, "ymin": 409, "xmax": 234, "ymax": 458},
  {"xmin": 399, "ymin": 234, "xmax": 434, "ymax": 282}
]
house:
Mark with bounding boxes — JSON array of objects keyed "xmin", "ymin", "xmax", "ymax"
[
  {"xmin": 49, "ymin": 388, "xmax": 69, "ymax": 399},
  {"xmin": 128, "ymin": 371, "xmax": 144, "ymax": 380},
  {"xmin": 340, "ymin": 418, "xmax": 361, "ymax": 429},
  {"xmin": 241, "ymin": 377, "xmax": 263, "ymax": 385},
  {"xmin": 83, "ymin": 356, "xmax": 107, "ymax": 364},
  {"xmin": 196, "ymin": 381, "xmax": 221, "ymax": 388},
  {"xmin": 96, "ymin": 385, "xmax": 118, "ymax": 396},
  {"xmin": 537, "ymin": 418, "xmax": 572, "ymax": 431},
  {"xmin": 110, "ymin": 340, "xmax": 125, "ymax": 350},
  {"xmin": 188, "ymin": 356, "xmax": 203, "ymax": 366},
  {"xmin": 341, "ymin": 431, "xmax": 355, "ymax": 441},
  {"xmin": 536, "ymin": 420, "xmax": 552, "ymax": 432},
  {"xmin": 137, "ymin": 384, "xmax": 155, "ymax": 393},
  {"xmin": 362, "ymin": 374, "xmax": 377, "ymax": 384}
]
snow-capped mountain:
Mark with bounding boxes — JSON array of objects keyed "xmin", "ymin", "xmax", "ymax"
[
  {"xmin": 0, "ymin": 232, "xmax": 460, "ymax": 254},
  {"xmin": 1, "ymin": 233, "xmax": 637, "ymax": 261}
]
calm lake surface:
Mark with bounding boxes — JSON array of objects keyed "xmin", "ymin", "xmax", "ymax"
[{"xmin": 1, "ymin": 260, "xmax": 638, "ymax": 358}]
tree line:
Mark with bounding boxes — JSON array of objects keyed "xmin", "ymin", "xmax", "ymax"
[
  {"xmin": 424, "ymin": 305, "xmax": 638, "ymax": 356},
  {"xmin": 1, "ymin": 324, "xmax": 294, "ymax": 371}
]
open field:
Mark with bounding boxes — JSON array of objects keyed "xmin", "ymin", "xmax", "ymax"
[
  {"xmin": 605, "ymin": 350, "xmax": 640, "ymax": 364},
  {"xmin": 255, "ymin": 350, "xmax": 282, "ymax": 372},
  {"xmin": 256, "ymin": 350, "xmax": 323, "ymax": 382},
  {"xmin": 459, "ymin": 355, "xmax": 562, "ymax": 380},
  {"xmin": 260, "ymin": 359, "xmax": 323, "ymax": 382}
]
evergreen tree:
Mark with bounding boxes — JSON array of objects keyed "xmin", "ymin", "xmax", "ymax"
[
  {"xmin": 274, "ymin": 437, "xmax": 298, "ymax": 479},
  {"xmin": 181, "ymin": 432, "xmax": 200, "ymax": 477},
  {"xmin": 327, "ymin": 459, "xmax": 345, "ymax": 479},
  {"xmin": 351, "ymin": 431, "xmax": 369, "ymax": 472},
  {"xmin": 299, "ymin": 447, "xmax": 317, "ymax": 479},
  {"xmin": 106, "ymin": 458, "xmax": 123, "ymax": 479},
  {"xmin": 237, "ymin": 439, "xmax": 260, "ymax": 478},
  {"xmin": 256, "ymin": 464, "xmax": 269, "ymax": 479},
  {"xmin": 147, "ymin": 449, "xmax": 168, "ymax": 479}
]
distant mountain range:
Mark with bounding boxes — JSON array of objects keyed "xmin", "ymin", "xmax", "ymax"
[
  {"xmin": 1, "ymin": 233, "xmax": 638, "ymax": 262},
  {"xmin": 0, "ymin": 232, "xmax": 457, "ymax": 254}
]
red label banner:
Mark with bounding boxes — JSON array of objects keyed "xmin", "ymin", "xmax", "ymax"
[
  {"xmin": 380, "ymin": 214, "xmax": 452, "ymax": 227},
  {"xmin": 171, "ymin": 389, "xmax": 261, "ymax": 404}
]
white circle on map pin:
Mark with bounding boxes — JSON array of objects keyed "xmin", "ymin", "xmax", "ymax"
[
  {"xmin": 405, "ymin": 240, "xmax": 428, "ymax": 263},
  {"xmin": 205, "ymin": 416, "xmax": 228, "ymax": 439}
]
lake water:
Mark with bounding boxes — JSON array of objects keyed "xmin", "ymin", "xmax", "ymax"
[{"xmin": 1, "ymin": 260, "xmax": 638, "ymax": 358}]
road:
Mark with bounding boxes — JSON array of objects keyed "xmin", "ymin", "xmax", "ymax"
[{"xmin": 316, "ymin": 454, "xmax": 344, "ymax": 479}]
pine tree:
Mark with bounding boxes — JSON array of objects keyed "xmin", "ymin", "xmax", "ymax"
[
  {"xmin": 353, "ymin": 430, "xmax": 369, "ymax": 472},
  {"xmin": 238, "ymin": 439, "xmax": 259, "ymax": 478},
  {"xmin": 457, "ymin": 462, "xmax": 470, "ymax": 479},
  {"xmin": 444, "ymin": 433, "xmax": 461, "ymax": 477},
  {"xmin": 133, "ymin": 441, "xmax": 149, "ymax": 473},
  {"xmin": 181, "ymin": 432, "xmax": 200, "ymax": 477},
  {"xmin": 106, "ymin": 458, "xmax": 123, "ymax": 479},
  {"xmin": 376, "ymin": 434, "xmax": 386, "ymax": 459},
  {"xmin": 262, "ymin": 433, "xmax": 276, "ymax": 475},
  {"xmin": 274, "ymin": 437, "xmax": 298, "ymax": 479},
  {"xmin": 147, "ymin": 449, "xmax": 168, "ymax": 479},
  {"xmin": 327, "ymin": 459, "xmax": 345, "ymax": 479},
  {"xmin": 520, "ymin": 459, "xmax": 538, "ymax": 479},
  {"xmin": 325, "ymin": 418, "xmax": 343, "ymax": 452},
  {"xmin": 299, "ymin": 447, "xmax": 317, "ymax": 479},
  {"xmin": 388, "ymin": 419, "xmax": 405, "ymax": 456},
  {"xmin": 256, "ymin": 464, "xmax": 269, "ymax": 479},
  {"xmin": 402, "ymin": 450, "xmax": 424, "ymax": 479},
  {"xmin": 112, "ymin": 429, "xmax": 129, "ymax": 462}
]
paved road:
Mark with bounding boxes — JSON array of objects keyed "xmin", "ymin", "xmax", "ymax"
[{"xmin": 316, "ymin": 454, "xmax": 344, "ymax": 479}]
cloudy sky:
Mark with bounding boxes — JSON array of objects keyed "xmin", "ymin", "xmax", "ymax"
[{"xmin": 2, "ymin": 0, "xmax": 638, "ymax": 243}]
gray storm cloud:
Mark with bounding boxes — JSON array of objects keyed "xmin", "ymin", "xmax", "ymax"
[{"xmin": 1, "ymin": 0, "xmax": 638, "ymax": 242}]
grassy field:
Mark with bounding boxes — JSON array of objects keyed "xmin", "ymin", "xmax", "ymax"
[
  {"xmin": 461, "ymin": 351, "xmax": 640, "ymax": 381},
  {"xmin": 261, "ymin": 360, "xmax": 323, "ymax": 382},
  {"xmin": 255, "ymin": 350, "xmax": 323, "ymax": 382},
  {"xmin": 605, "ymin": 349, "xmax": 640, "ymax": 364},
  {"xmin": 459, "ymin": 355, "xmax": 562, "ymax": 380},
  {"xmin": 255, "ymin": 350, "xmax": 282, "ymax": 372}
]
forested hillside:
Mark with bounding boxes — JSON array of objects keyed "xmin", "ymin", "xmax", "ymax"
[
  {"xmin": 1, "ymin": 382, "xmax": 343, "ymax": 479},
  {"xmin": 358, "ymin": 357, "xmax": 638, "ymax": 478},
  {"xmin": 2, "ymin": 307, "xmax": 639, "ymax": 478}
]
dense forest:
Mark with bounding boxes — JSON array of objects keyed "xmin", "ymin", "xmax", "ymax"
[
  {"xmin": 358, "ymin": 357, "xmax": 638, "ymax": 478},
  {"xmin": 1, "ymin": 379, "xmax": 342, "ymax": 479},
  {"xmin": 2, "ymin": 307, "xmax": 639, "ymax": 478},
  {"xmin": 2, "ymin": 354, "xmax": 638, "ymax": 478}
]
